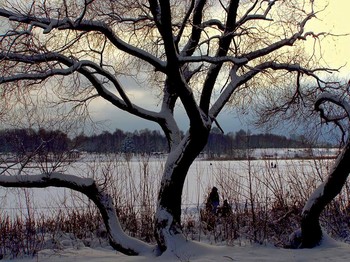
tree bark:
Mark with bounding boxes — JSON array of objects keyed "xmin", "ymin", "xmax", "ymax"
[
  {"xmin": 155, "ymin": 129, "xmax": 209, "ymax": 252},
  {"xmin": 83, "ymin": 181, "xmax": 155, "ymax": 255},
  {"xmin": 292, "ymin": 141, "xmax": 350, "ymax": 248}
]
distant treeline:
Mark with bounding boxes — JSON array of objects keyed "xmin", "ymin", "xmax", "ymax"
[{"xmin": 0, "ymin": 127, "xmax": 328, "ymax": 155}]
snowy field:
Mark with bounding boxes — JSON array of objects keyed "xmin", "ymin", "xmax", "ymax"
[
  {"xmin": 11, "ymin": 234, "xmax": 350, "ymax": 262},
  {"xmin": 0, "ymin": 154, "xmax": 337, "ymax": 215},
  {"xmin": 2, "ymin": 152, "xmax": 350, "ymax": 261}
]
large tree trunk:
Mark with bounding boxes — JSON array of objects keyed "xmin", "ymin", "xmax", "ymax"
[
  {"xmin": 155, "ymin": 129, "xmax": 209, "ymax": 252},
  {"xmin": 291, "ymin": 141, "xmax": 350, "ymax": 248}
]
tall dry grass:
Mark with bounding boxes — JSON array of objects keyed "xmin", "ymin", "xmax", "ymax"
[
  {"xmin": 182, "ymin": 158, "xmax": 350, "ymax": 247},
  {"xmin": 1, "ymin": 154, "xmax": 350, "ymax": 259}
]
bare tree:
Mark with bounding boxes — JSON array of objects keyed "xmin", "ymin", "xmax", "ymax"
[{"xmin": 0, "ymin": 0, "xmax": 334, "ymax": 256}]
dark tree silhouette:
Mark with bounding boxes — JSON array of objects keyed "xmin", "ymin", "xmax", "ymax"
[{"xmin": 0, "ymin": 0, "xmax": 335, "ymax": 256}]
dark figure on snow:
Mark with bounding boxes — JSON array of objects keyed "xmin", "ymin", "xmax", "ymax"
[
  {"xmin": 219, "ymin": 199, "xmax": 233, "ymax": 218},
  {"xmin": 206, "ymin": 187, "xmax": 220, "ymax": 215}
]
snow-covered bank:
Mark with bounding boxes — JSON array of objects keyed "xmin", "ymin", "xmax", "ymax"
[{"xmin": 13, "ymin": 234, "xmax": 350, "ymax": 262}]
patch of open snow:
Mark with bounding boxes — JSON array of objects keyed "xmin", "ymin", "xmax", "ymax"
[{"xmin": 11, "ymin": 236, "xmax": 350, "ymax": 262}]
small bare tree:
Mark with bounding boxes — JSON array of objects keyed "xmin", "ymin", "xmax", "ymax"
[
  {"xmin": 0, "ymin": 0, "xmax": 335, "ymax": 256},
  {"xmin": 289, "ymin": 83, "xmax": 350, "ymax": 248}
]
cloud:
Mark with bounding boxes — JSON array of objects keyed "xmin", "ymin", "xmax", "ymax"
[{"xmin": 88, "ymin": 94, "xmax": 250, "ymax": 135}]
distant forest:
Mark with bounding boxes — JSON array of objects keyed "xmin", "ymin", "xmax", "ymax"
[{"xmin": 0, "ymin": 127, "xmax": 332, "ymax": 156}]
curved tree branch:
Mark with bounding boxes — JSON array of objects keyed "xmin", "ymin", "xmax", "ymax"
[
  {"xmin": 290, "ymin": 91, "xmax": 350, "ymax": 248},
  {"xmin": 175, "ymin": 0, "xmax": 196, "ymax": 47},
  {"xmin": 200, "ymin": 0, "xmax": 240, "ymax": 114},
  {"xmin": 0, "ymin": 172, "xmax": 155, "ymax": 255},
  {"xmin": 315, "ymin": 92, "xmax": 350, "ymax": 144},
  {"xmin": 0, "ymin": 8, "xmax": 166, "ymax": 71},
  {"xmin": 179, "ymin": 0, "xmax": 207, "ymax": 56},
  {"xmin": 236, "ymin": 0, "xmax": 275, "ymax": 27},
  {"xmin": 178, "ymin": 55, "xmax": 248, "ymax": 65},
  {"xmin": 240, "ymin": 9, "xmax": 316, "ymax": 62},
  {"xmin": 209, "ymin": 61, "xmax": 333, "ymax": 119},
  {"xmin": 315, "ymin": 92, "xmax": 350, "ymax": 119},
  {"xmin": 242, "ymin": 62, "xmax": 335, "ymax": 84},
  {"xmin": 0, "ymin": 51, "xmax": 166, "ymax": 125}
]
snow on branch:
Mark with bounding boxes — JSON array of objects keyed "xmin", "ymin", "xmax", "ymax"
[
  {"xmin": 0, "ymin": 64, "xmax": 82, "ymax": 83},
  {"xmin": 315, "ymin": 92, "xmax": 350, "ymax": 119},
  {"xmin": 178, "ymin": 55, "xmax": 248, "ymax": 65},
  {"xmin": 0, "ymin": 5, "xmax": 170, "ymax": 132},
  {"xmin": 77, "ymin": 64, "xmax": 164, "ymax": 123},
  {"xmin": 198, "ymin": 0, "xmax": 240, "ymax": 114},
  {"xmin": 0, "ymin": 172, "xmax": 155, "ymax": 255},
  {"xmin": 0, "ymin": 172, "xmax": 94, "ymax": 189},
  {"xmin": 0, "ymin": 51, "xmax": 163, "ymax": 124},
  {"xmin": 209, "ymin": 67, "xmax": 242, "ymax": 118},
  {"xmin": 300, "ymin": 109, "xmax": 350, "ymax": 248},
  {"xmin": 242, "ymin": 61, "xmax": 335, "ymax": 83},
  {"xmin": 0, "ymin": 8, "xmax": 166, "ymax": 71},
  {"xmin": 315, "ymin": 92, "xmax": 350, "ymax": 142}
]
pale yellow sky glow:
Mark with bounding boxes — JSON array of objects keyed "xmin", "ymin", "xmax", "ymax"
[{"xmin": 307, "ymin": 0, "xmax": 350, "ymax": 79}]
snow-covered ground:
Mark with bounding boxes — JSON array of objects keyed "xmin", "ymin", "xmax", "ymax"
[
  {"xmin": 0, "ymin": 157, "xmax": 335, "ymax": 217},
  {"xmin": 13, "ymin": 234, "xmax": 350, "ymax": 262},
  {"xmin": 2, "ymin": 154, "xmax": 347, "ymax": 261}
]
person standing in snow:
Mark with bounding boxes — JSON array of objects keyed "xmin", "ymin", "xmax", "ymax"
[
  {"xmin": 219, "ymin": 199, "xmax": 233, "ymax": 218},
  {"xmin": 206, "ymin": 186, "xmax": 220, "ymax": 215}
]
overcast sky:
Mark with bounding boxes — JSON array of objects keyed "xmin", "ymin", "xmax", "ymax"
[
  {"xmin": 1, "ymin": 1, "xmax": 349, "ymax": 136},
  {"xmin": 89, "ymin": 97, "xmax": 250, "ymax": 134}
]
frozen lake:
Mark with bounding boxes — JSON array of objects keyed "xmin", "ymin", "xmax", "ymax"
[{"xmin": 0, "ymin": 152, "xmax": 337, "ymax": 218}]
